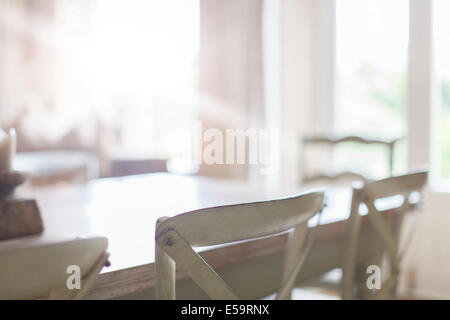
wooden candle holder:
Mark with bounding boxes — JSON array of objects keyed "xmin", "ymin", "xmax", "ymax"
[{"xmin": 0, "ymin": 171, "xmax": 43, "ymax": 240}]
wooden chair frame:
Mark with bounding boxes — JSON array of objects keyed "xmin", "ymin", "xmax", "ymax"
[
  {"xmin": 154, "ymin": 191, "xmax": 325, "ymax": 300},
  {"xmin": 301, "ymin": 135, "xmax": 402, "ymax": 184}
]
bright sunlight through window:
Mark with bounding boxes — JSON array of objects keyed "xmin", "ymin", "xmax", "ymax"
[
  {"xmin": 334, "ymin": 0, "xmax": 409, "ymax": 180},
  {"xmin": 433, "ymin": 0, "xmax": 450, "ymax": 181}
]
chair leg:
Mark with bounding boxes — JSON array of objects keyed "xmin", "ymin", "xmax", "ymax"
[
  {"xmin": 155, "ymin": 218, "xmax": 176, "ymax": 300},
  {"xmin": 155, "ymin": 243, "xmax": 175, "ymax": 300},
  {"xmin": 341, "ymin": 190, "xmax": 362, "ymax": 299}
]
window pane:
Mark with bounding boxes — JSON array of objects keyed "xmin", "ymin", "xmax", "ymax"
[
  {"xmin": 334, "ymin": 0, "xmax": 409, "ymax": 179},
  {"xmin": 433, "ymin": 0, "xmax": 450, "ymax": 180}
]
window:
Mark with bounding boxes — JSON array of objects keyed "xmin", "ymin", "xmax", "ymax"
[
  {"xmin": 433, "ymin": 0, "xmax": 450, "ymax": 181},
  {"xmin": 334, "ymin": 0, "xmax": 409, "ymax": 179}
]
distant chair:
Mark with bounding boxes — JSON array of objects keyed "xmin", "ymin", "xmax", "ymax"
[
  {"xmin": 0, "ymin": 237, "xmax": 109, "ymax": 299},
  {"xmin": 155, "ymin": 191, "xmax": 324, "ymax": 300},
  {"xmin": 301, "ymin": 135, "xmax": 402, "ymax": 185}
]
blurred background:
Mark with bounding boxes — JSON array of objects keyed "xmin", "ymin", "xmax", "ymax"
[{"xmin": 0, "ymin": 0, "xmax": 449, "ymax": 298}]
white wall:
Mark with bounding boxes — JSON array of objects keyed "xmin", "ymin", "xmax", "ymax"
[{"xmin": 276, "ymin": 0, "xmax": 336, "ymax": 186}]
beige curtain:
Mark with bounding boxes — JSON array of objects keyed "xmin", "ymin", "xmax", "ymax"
[{"xmin": 197, "ymin": 0, "xmax": 264, "ymax": 180}]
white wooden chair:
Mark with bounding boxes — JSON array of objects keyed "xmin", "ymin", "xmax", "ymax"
[
  {"xmin": 0, "ymin": 237, "xmax": 109, "ymax": 300},
  {"xmin": 341, "ymin": 170, "xmax": 427, "ymax": 299},
  {"xmin": 154, "ymin": 191, "xmax": 325, "ymax": 300},
  {"xmin": 294, "ymin": 170, "xmax": 427, "ymax": 300}
]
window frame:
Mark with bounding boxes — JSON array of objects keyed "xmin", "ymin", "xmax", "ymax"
[{"xmin": 319, "ymin": 0, "xmax": 449, "ymax": 192}]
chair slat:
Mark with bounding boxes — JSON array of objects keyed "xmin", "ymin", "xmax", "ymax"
[
  {"xmin": 365, "ymin": 200, "xmax": 398, "ymax": 260},
  {"xmin": 276, "ymin": 224, "xmax": 312, "ymax": 300},
  {"xmin": 304, "ymin": 135, "xmax": 399, "ymax": 146},
  {"xmin": 361, "ymin": 171, "xmax": 427, "ymax": 200},
  {"xmin": 157, "ymin": 229, "xmax": 238, "ymax": 300},
  {"xmin": 156, "ymin": 191, "xmax": 324, "ymax": 247}
]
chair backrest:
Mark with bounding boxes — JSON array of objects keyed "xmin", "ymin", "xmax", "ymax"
[
  {"xmin": 301, "ymin": 135, "xmax": 401, "ymax": 185},
  {"xmin": 341, "ymin": 170, "xmax": 427, "ymax": 299},
  {"xmin": 155, "ymin": 191, "xmax": 324, "ymax": 300},
  {"xmin": 0, "ymin": 237, "xmax": 108, "ymax": 299}
]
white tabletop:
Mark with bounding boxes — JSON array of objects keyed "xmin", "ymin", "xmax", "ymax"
[{"xmin": 0, "ymin": 173, "xmax": 353, "ymax": 273}]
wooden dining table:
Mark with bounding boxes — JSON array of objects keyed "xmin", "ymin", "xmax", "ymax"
[{"xmin": 0, "ymin": 173, "xmax": 389, "ymax": 299}]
